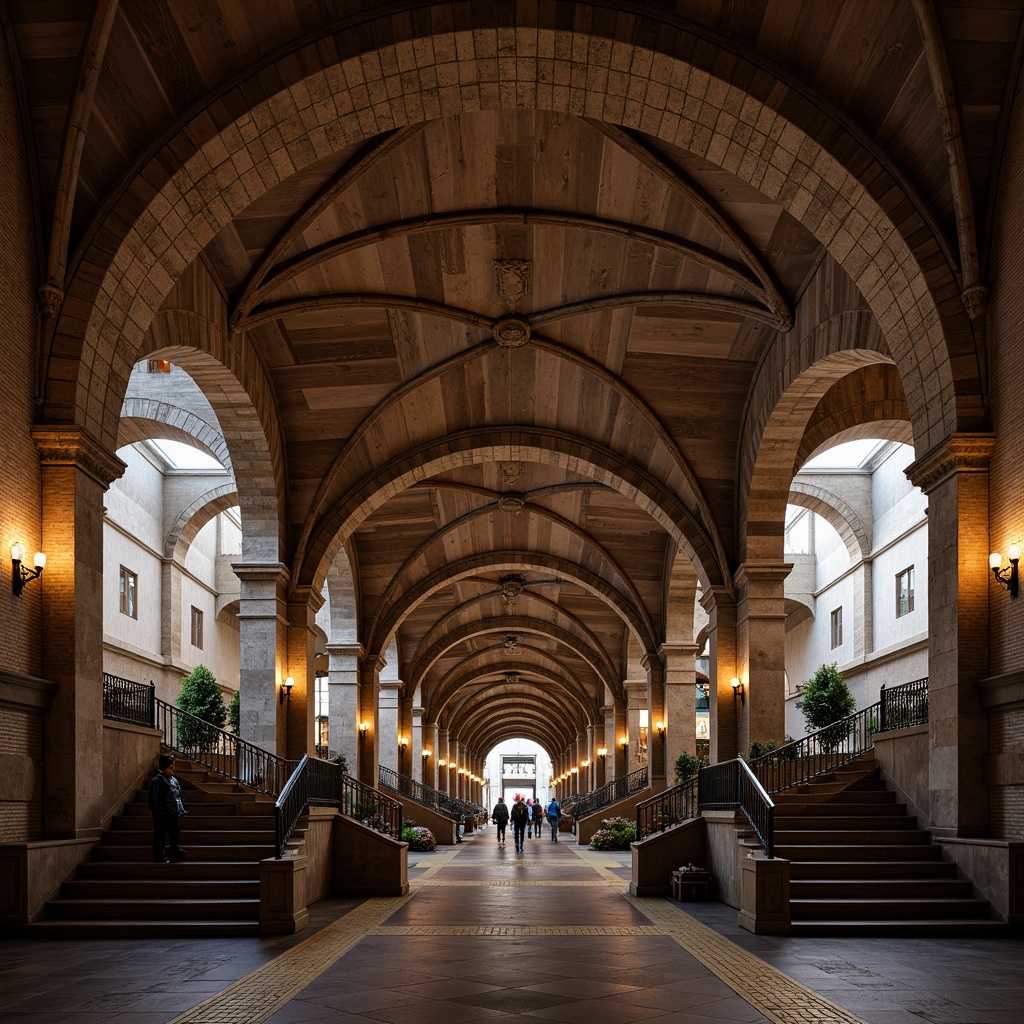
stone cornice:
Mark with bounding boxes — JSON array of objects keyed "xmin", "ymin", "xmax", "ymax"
[
  {"xmin": 32, "ymin": 424, "xmax": 126, "ymax": 487},
  {"xmin": 0, "ymin": 669, "xmax": 58, "ymax": 713},
  {"xmin": 905, "ymin": 432, "xmax": 996, "ymax": 493},
  {"xmin": 733, "ymin": 562, "xmax": 793, "ymax": 591},
  {"xmin": 976, "ymin": 669, "xmax": 1024, "ymax": 712}
]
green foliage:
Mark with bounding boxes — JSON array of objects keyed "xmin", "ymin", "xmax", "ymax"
[
  {"xmin": 176, "ymin": 665, "xmax": 226, "ymax": 749},
  {"xmin": 401, "ymin": 822, "xmax": 437, "ymax": 851},
  {"xmin": 748, "ymin": 738, "xmax": 778, "ymax": 760},
  {"xmin": 674, "ymin": 752, "xmax": 700, "ymax": 784},
  {"xmin": 589, "ymin": 816, "xmax": 637, "ymax": 850},
  {"xmin": 330, "ymin": 753, "xmax": 349, "ymax": 774},
  {"xmin": 796, "ymin": 663, "xmax": 855, "ymax": 749},
  {"xmin": 228, "ymin": 689, "xmax": 240, "ymax": 733}
]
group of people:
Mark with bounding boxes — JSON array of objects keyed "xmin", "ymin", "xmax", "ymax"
[{"xmin": 490, "ymin": 795, "xmax": 561, "ymax": 851}]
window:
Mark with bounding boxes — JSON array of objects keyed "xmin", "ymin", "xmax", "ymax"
[
  {"xmin": 119, "ymin": 567, "xmax": 137, "ymax": 618},
  {"xmin": 896, "ymin": 566, "xmax": 915, "ymax": 617},
  {"xmin": 190, "ymin": 606, "xmax": 204, "ymax": 649},
  {"xmin": 830, "ymin": 607, "xmax": 843, "ymax": 649}
]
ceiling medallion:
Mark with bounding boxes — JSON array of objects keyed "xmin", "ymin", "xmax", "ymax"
[
  {"xmin": 499, "ymin": 462, "xmax": 522, "ymax": 487},
  {"xmin": 505, "ymin": 671, "xmax": 520, "ymax": 686},
  {"xmin": 500, "ymin": 573, "xmax": 525, "ymax": 611},
  {"xmin": 493, "ymin": 316, "xmax": 531, "ymax": 348},
  {"xmin": 498, "ymin": 492, "xmax": 525, "ymax": 515},
  {"xmin": 503, "ymin": 633, "xmax": 519, "ymax": 652}
]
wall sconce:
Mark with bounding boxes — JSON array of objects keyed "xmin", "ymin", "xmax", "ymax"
[
  {"xmin": 449, "ymin": 762, "xmax": 457, "ymax": 771},
  {"xmin": 581, "ymin": 759, "xmax": 590, "ymax": 768},
  {"xmin": 731, "ymin": 676, "xmax": 745, "ymax": 706},
  {"xmin": 570, "ymin": 766, "xmax": 578, "ymax": 775},
  {"xmin": 11, "ymin": 543, "xmax": 45, "ymax": 596},
  {"xmin": 398, "ymin": 736, "xmax": 409, "ymax": 760},
  {"xmin": 990, "ymin": 544, "xmax": 1020, "ymax": 599},
  {"xmin": 597, "ymin": 747, "xmax": 607, "ymax": 761},
  {"xmin": 358, "ymin": 721, "xmax": 369, "ymax": 743},
  {"xmin": 438, "ymin": 759, "xmax": 446, "ymax": 767},
  {"xmin": 422, "ymin": 749, "xmax": 432, "ymax": 759},
  {"xmin": 619, "ymin": 735, "xmax": 629, "ymax": 748},
  {"xmin": 656, "ymin": 720, "xmax": 665, "ymax": 742},
  {"xmin": 279, "ymin": 676, "xmax": 295, "ymax": 704}
]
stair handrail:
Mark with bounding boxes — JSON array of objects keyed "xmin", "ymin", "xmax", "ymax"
[
  {"xmin": 276, "ymin": 756, "xmax": 403, "ymax": 857},
  {"xmin": 102, "ymin": 672, "xmax": 155, "ymax": 727},
  {"xmin": 378, "ymin": 765, "xmax": 464, "ymax": 819},
  {"xmin": 573, "ymin": 766, "xmax": 649, "ymax": 820},
  {"xmin": 635, "ymin": 773, "xmax": 698, "ymax": 839}
]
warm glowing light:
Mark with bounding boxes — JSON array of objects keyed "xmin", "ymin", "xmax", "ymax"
[
  {"xmin": 597, "ymin": 747, "xmax": 607, "ymax": 758},
  {"xmin": 991, "ymin": 552, "xmax": 1003, "ymax": 569}
]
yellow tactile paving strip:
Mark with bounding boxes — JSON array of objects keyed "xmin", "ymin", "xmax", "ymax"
[{"xmin": 166, "ymin": 841, "xmax": 870, "ymax": 1024}]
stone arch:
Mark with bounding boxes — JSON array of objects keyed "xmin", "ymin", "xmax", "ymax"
[
  {"xmin": 325, "ymin": 544, "xmax": 359, "ymax": 644},
  {"xmin": 366, "ymin": 550, "xmax": 658, "ymax": 668},
  {"xmin": 787, "ymin": 480, "xmax": 871, "ymax": 561},
  {"xmin": 140, "ymin": 310, "xmax": 284, "ymax": 563},
  {"xmin": 664, "ymin": 547, "xmax": 699, "ymax": 645},
  {"xmin": 117, "ymin": 397, "xmax": 229, "ymax": 467},
  {"xmin": 51, "ymin": 7, "xmax": 974, "ymax": 482},
  {"xmin": 164, "ymin": 483, "xmax": 239, "ymax": 561}
]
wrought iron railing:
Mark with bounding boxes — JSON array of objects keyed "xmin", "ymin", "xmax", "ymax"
[
  {"xmin": 636, "ymin": 677, "xmax": 930, "ymax": 855},
  {"xmin": 573, "ymin": 766, "xmax": 649, "ymax": 820},
  {"xmin": 276, "ymin": 756, "xmax": 403, "ymax": 857},
  {"xmin": 102, "ymin": 673, "xmax": 155, "ymax": 727},
  {"xmin": 379, "ymin": 766, "xmax": 464, "ymax": 819},
  {"xmin": 747, "ymin": 676, "xmax": 930, "ymax": 795},
  {"xmin": 636, "ymin": 773, "xmax": 698, "ymax": 838}
]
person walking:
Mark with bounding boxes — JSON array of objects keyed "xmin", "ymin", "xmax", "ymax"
[
  {"xmin": 531, "ymin": 798, "xmax": 543, "ymax": 838},
  {"xmin": 148, "ymin": 754, "xmax": 188, "ymax": 862},
  {"xmin": 510, "ymin": 796, "xmax": 529, "ymax": 852},
  {"xmin": 546, "ymin": 796, "xmax": 561, "ymax": 842},
  {"xmin": 491, "ymin": 796, "xmax": 509, "ymax": 845}
]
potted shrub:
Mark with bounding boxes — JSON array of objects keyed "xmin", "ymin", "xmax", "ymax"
[{"xmin": 796, "ymin": 662, "xmax": 855, "ymax": 750}]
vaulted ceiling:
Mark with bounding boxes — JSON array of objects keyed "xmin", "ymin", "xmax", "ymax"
[{"xmin": 9, "ymin": 1, "xmax": 1022, "ymax": 755}]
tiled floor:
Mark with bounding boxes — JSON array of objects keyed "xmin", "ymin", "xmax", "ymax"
[{"xmin": 2, "ymin": 827, "xmax": 1022, "ymax": 1024}]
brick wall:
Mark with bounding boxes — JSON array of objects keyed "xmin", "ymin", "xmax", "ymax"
[
  {"xmin": 989, "ymin": 708, "xmax": 1024, "ymax": 839},
  {"xmin": 0, "ymin": 707, "xmax": 42, "ymax": 841}
]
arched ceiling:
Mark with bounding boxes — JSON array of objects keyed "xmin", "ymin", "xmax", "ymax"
[{"xmin": 10, "ymin": 0, "xmax": 1021, "ymax": 759}]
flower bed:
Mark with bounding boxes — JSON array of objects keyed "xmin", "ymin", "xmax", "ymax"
[
  {"xmin": 401, "ymin": 822, "xmax": 437, "ymax": 851},
  {"xmin": 589, "ymin": 815, "xmax": 636, "ymax": 850}
]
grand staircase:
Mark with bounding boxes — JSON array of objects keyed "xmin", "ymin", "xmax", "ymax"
[
  {"xmin": 762, "ymin": 754, "xmax": 1005, "ymax": 936},
  {"xmin": 29, "ymin": 758, "xmax": 279, "ymax": 937}
]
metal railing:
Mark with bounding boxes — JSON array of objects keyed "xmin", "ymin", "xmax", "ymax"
[
  {"xmin": 102, "ymin": 673, "xmax": 155, "ymax": 727},
  {"xmin": 277, "ymin": 756, "xmax": 403, "ymax": 857},
  {"xmin": 636, "ymin": 676, "xmax": 930, "ymax": 855},
  {"xmin": 378, "ymin": 766, "xmax": 464, "ymax": 819},
  {"xmin": 747, "ymin": 676, "xmax": 930, "ymax": 795},
  {"xmin": 636, "ymin": 773, "xmax": 698, "ymax": 838},
  {"xmin": 573, "ymin": 766, "xmax": 649, "ymax": 820}
]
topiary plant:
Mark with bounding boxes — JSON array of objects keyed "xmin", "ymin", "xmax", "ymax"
[
  {"xmin": 796, "ymin": 662, "xmax": 855, "ymax": 750},
  {"xmin": 674, "ymin": 752, "xmax": 700, "ymax": 784},
  {"xmin": 177, "ymin": 664, "xmax": 226, "ymax": 749},
  {"xmin": 227, "ymin": 688, "xmax": 240, "ymax": 733}
]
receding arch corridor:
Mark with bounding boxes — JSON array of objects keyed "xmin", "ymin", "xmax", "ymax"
[{"xmin": 4, "ymin": 829, "xmax": 1022, "ymax": 1024}]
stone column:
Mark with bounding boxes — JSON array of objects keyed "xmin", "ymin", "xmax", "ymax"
[
  {"xmin": 908, "ymin": 434, "xmax": 994, "ymax": 837},
  {"xmin": 159, "ymin": 555, "xmax": 182, "ymax": 666},
  {"xmin": 624, "ymin": 680, "xmax": 647, "ymax": 776},
  {"xmin": 34, "ymin": 427, "xmax": 125, "ymax": 838},
  {"xmin": 644, "ymin": 654, "xmax": 668, "ymax": 792},
  {"xmin": 233, "ymin": 561, "xmax": 289, "ymax": 756},
  {"xmin": 326, "ymin": 642, "xmax": 361, "ymax": 770},
  {"xmin": 378, "ymin": 680, "xmax": 400, "ymax": 773},
  {"xmin": 661, "ymin": 643, "xmax": 699, "ymax": 779},
  {"xmin": 613, "ymin": 700, "xmax": 628, "ymax": 778},
  {"xmin": 411, "ymin": 705, "xmax": 424, "ymax": 781},
  {"xmin": 437, "ymin": 728, "xmax": 449, "ymax": 792},
  {"xmin": 735, "ymin": 564, "xmax": 790, "ymax": 758},
  {"xmin": 284, "ymin": 586, "xmax": 323, "ymax": 760},
  {"xmin": 854, "ymin": 560, "xmax": 874, "ymax": 660},
  {"xmin": 357, "ymin": 655, "xmax": 383, "ymax": 788},
  {"xmin": 422, "ymin": 720, "xmax": 438, "ymax": 787},
  {"xmin": 703, "ymin": 588, "xmax": 739, "ymax": 763}
]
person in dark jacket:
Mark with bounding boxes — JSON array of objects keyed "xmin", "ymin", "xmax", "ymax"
[
  {"xmin": 510, "ymin": 797, "xmax": 530, "ymax": 852},
  {"xmin": 491, "ymin": 796, "xmax": 509, "ymax": 845},
  {"xmin": 546, "ymin": 797, "xmax": 561, "ymax": 842},
  {"xmin": 149, "ymin": 754, "xmax": 187, "ymax": 862}
]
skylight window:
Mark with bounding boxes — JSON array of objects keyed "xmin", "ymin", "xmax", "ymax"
[
  {"xmin": 802, "ymin": 439, "xmax": 885, "ymax": 471},
  {"xmin": 148, "ymin": 439, "xmax": 223, "ymax": 470}
]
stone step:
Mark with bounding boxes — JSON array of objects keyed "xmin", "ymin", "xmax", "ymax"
[
  {"xmin": 110, "ymin": 814, "xmax": 276, "ymax": 831},
  {"xmin": 77, "ymin": 860, "xmax": 261, "ymax": 880},
  {"xmin": 91, "ymin": 843, "xmax": 275, "ymax": 862},
  {"xmin": 792, "ymin": 897, "xmax": 991, "ymax": 921},
  {"xmin": 789, "ymin": 860, "xmax": 956, "ymax": 880},
  {"xmin": 774, "ymin": 801, "xmax": 904, "ymax": 817},
  {"xmin": 25, "ymin": 918, "xmax": 262, "ymax": 938},
  {"xmin": 62, "ymin": 878, "xmax": 260, "ymax": 900},
  {"xmin": 773, "ymin": 814, "xmax": 914, "ymax": 829},
  {"xmin": 791, "ymin": 878, "xmax": 973, "ymax": 899},
  {"xmin": 773, "ymin": 829, "xmax": 929, "ymax": 845},
  {"xmin": 773, "ymin": 843, "xmax": 943, "ymax": 861},
  {"xmin": 787, "ymin": 918, "xmax": 1008, "ymax": 938},
  {"xmin": 123, "ymin": 800, "xmax": 274, "ymax": 817},
  {"xmin": 102, "ymin": 827, "xmax": 276, "ymax": 844},
  {"xmin": 44, "ymin": 897, "xmax": 260, "ymax": 921}
]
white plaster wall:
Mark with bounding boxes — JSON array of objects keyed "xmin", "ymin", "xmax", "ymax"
[
  {"xmin": 872, "ymin": 524, "xmax": 928, "ymax": 651},
  {"xmin": 871, "ymin": 445, "xmax": 923, "ymax": 549},
  {"xmin": 813, "ymin": 516, "xmax": 848, "ymax": 587}
]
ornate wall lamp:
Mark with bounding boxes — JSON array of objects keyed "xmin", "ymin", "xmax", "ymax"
[
  {"xmin": 358, "ymin": 721, "xmax": 369, "ymax": 743},
  {"xmin": 581, "ymin": 759, "xmax": 590, "ymax": 769},
  {"xmin": 422, "ymin": 749, "xmax": 432, "ymax": 760},
  {"xmin": 597, "ymin": 747, "xmax": 607, "ymax": 761},
  {"xmin": 619, "ymin": 735, "xmax": 629, "ymax": 750},
  {"xmin": 990, "ymin": 544, "xmax": 1020, "ymax": 598},
  {"xmin": 438, "ymin": 759, "xmax": 447, "ymax": 768},
  {"xmin": 279, "ymin": 676, "xmax": 295, "ymax": 704},
  {"xmin": 398, "ymin": 736, "xmax": 409, "ymax": 761},
  {"xmin": 731, "ymin": 676, "xmax": 745, "ymax": 706},
  {"xmin": 656, "ymin": 721, "xmax": 665, "ymax": 742},
  {"xmin": 11, "ymin": 543, "xmax": 45, "ymax": 596}
]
